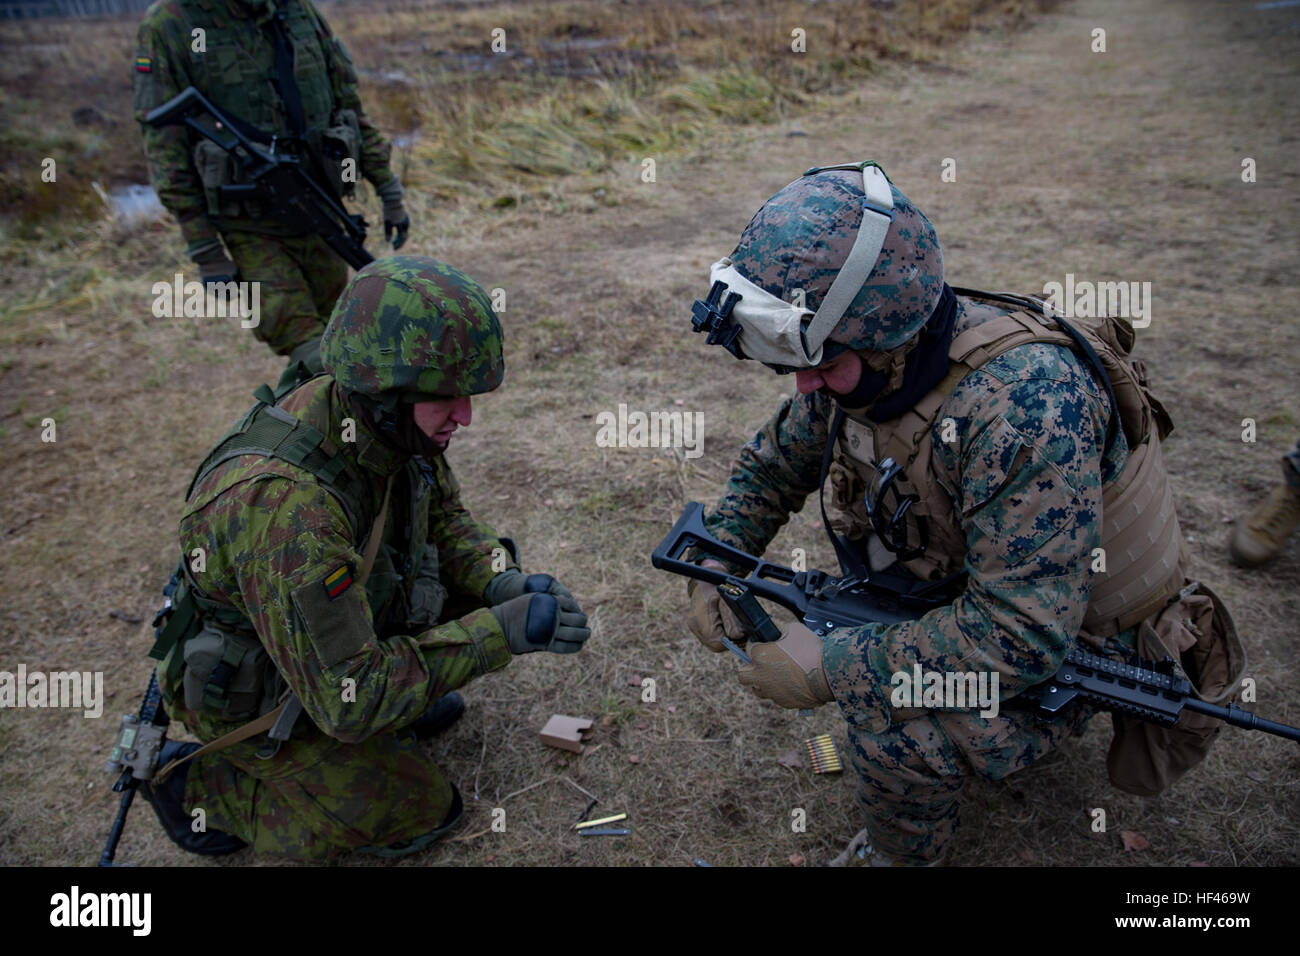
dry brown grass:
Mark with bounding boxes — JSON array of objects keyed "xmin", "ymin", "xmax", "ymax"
[
  {"xmin": 1, "ymin": 0, "xmax": 1298, "ymax": 868},
  {"xmin": 0, "ymin": 0, "xmax": 1054, "ymax": 232}
]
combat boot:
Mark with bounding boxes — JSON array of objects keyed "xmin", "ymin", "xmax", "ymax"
[
  {"xmin": 397, "ymin": 691, "xmax": 466, "ymax": 746},
  {"xmin": 139, "ymin": 741, "xmax": 247, "ymax": 856},
  {"xmin": 824, "ymin": 827, "xmax": 942, "ymax": 867},
  {"xmin": 1229, "ymin": 482, "xmax": 1300, "ymax": 568}
]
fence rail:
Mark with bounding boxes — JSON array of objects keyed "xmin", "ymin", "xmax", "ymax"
[{"xmin": 0, "ymin": 0, "xmax": 156, "ymax": 19}]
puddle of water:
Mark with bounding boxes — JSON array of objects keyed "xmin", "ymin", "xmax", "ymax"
[{"xmin": 94, "ymin": 182, "xmax": 165, "ymax": 225}]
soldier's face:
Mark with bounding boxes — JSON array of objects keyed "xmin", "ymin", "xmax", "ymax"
[
  {"xmin": 794, "ymin": 351, "xmax": 862, "ymax": 396},
  {"xmin": 412, "ymin": 396, "xmax": 473, "ymax": 447}
]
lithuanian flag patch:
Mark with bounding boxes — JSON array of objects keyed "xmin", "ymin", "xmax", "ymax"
[
  {"xmin": 135, "ymin": 55, "xmax": 153, "ymax": 73},
  {"xmin": 322, "ymin": 563, "xmax": 354, "ymax": 601}
]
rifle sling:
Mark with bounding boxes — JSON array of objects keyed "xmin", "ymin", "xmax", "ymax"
[{"xmin": 266, "ymin": 11, "xmax": 306, "ymax": 138}]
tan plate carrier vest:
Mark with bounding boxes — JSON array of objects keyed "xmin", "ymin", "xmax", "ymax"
[{"xmin": 828, "ymin": 292, "xmax": 1183, "ymax": 639}]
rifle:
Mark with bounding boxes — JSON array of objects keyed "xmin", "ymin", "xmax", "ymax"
[
  {"xmin": 652, "ymin": 502, "xmax": 1300, "ymax": 743},
  {"xmin": 99, "ymin": 670, "xmax": 169, "ymax": 866},
  {"xmin": 145, "ymin": 86, "xmax": 373, "ymax": 270}
]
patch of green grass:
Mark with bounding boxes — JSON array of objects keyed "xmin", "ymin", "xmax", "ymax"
[
  {"xmin": 143, "ymin": 355, "xmax": 172, "ymax": 389},
  {"xmin": 597, "ymin": 691, "xmax": 638, "ymax": 724}
]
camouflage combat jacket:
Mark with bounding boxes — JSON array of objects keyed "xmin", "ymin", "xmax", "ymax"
[
  {"xmin": 705, "ymin": 295, "xmax": 1148, "ymax": 735},
  {"xmin": 162, "ymin": 375, "xmax": 513, "ymax": 770},
  {"xmin": 133, "ymin": 0, "xmax": 396, "ymax": 253}
]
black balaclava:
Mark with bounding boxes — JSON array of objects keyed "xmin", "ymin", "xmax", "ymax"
[{"xmin": 827, "ymin": 283, "xmax": 959, "ymax": 421}]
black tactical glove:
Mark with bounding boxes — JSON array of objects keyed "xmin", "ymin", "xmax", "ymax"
[
  {"xmin": 490, "ymin": 593, "xmax": 590, "ymax": 655},
  {"xmin": 484, "ymin": 569, "xmax": 581, "ymax": 615},
  {"xmin": 192, "ymin": 241, "xmax": 238, "ymax": 288},
  {"xmin": 375, "ymin": 178, "xmax": 410, "ymax": 250}
]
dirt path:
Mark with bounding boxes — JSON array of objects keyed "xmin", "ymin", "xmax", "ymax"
[{"xmin": 2, "ymin": 0, "xmax": 1297, "ymax": 866}]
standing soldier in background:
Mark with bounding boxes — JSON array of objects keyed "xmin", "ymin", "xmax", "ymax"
[
  {"xmin": 132, "ymin": 0, "xmax": 410, "ymax": 369},
  {"xmin": 1228, "ymin": 439, "xmax": 1300, "ymax": 567}
]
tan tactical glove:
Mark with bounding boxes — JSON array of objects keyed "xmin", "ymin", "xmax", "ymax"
[
  {"xmin": 686, "ymin": 560, "xmax": 747, "ymax": 652},
  {"xmin": 736, "ymin": 621, "xmax": 834, "ymax": 710}
]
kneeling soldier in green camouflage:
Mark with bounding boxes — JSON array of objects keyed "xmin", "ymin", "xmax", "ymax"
[
  {"xmin": 684, "ymin": 162, "xmax": 1234, "ymax": 865},
  {"xmin": 142, "ymin": 256, "xmax": 589, "ymax": 860}
]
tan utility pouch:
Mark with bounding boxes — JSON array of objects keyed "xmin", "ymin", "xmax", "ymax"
[
  {"xmin": 320, "ymin": 108, "xmax": 362, "ymax": 198},
  {"xmin": 1106, "ymin": 580, "xmax": 1246, "ymax": 796},
  {"xmin": 182, "ymin": 621, "xmax": 282, "ymax": 721},
  {"xmin": 192, "ymin": 138, "xmax": 238, "ymax": 218}
]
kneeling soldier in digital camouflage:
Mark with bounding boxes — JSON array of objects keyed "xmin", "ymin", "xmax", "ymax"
[
  {"xmin": 133, "ymin": 0, "xmax": 411, "ymax": 367},
  {"xmin": 142, "ymin": 256, "xmax": 589, "ymax": 860},
  {"xmin": 684, "ymin": 162, "xmax": 1238, "ymax": 865}
]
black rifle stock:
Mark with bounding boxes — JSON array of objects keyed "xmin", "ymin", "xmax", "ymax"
[
  {"xmin": 653, "ymin": 502, "xmax": 1300, "ymax": 743},
  {"xmin": 145, "ymin": 86, "xmax": 374, "ymax": 270},
  {"xmin": 651, "ymin": 501, "xmax": 932, "ymax": 639}
]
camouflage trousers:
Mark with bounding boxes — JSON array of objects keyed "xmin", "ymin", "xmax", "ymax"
[
  {"xmin": 221, "ymin": 230, "xmax": 349, "ymax": 357},
  {"xmin": 845, "ymin": 700, "xmax": 1093, "ymax": 864},
  {"xmin": 183, "ymin": 728, "xmax": 456, "ymax": 861}
]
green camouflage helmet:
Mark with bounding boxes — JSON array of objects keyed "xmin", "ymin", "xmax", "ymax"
[
  {"xmin": 731, "ymin": 167, "xmax": 945, "ymax": 352},
  {"xmin": 321, "ymin": 256, "xmax": 505, "ymax": 397}
]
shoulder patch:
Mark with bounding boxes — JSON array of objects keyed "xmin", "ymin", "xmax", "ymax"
[
  {"xmin": 135, "ymin": 55, "xmax": 153, "ymax": 73},
  {"xmin": 323, "ymin": 563, "xmax": 354, "ymax": 600}
]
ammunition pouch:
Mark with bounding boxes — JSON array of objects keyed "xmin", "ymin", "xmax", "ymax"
[
  {"xmin": 182, "ymin": 620, "xmax": 283, "ymax": 721},
  {"xmin": 1104, "ymin": 580, "xmax": 1246, "ymax": 796},
  {"xmin": 369, "ymin": 543, "xmax": 448, "ymax": 638},
  {"xmin": 193, "ymin": 138, "xmax": 239, "ymax": 219},
  {"xmin": 318, "ymin": 109, "xmax": 363, "ymax": 199},
  {"xmin": 406, "ymin": 544, "xmax": 450, "ymax": 632}
]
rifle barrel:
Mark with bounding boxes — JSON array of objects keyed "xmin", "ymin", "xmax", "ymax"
[{"xmin": 1183, "ymin": 699, "xmax": 1300, "ymax": 743}]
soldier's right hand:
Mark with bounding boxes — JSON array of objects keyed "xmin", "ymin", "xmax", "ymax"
[
  {"xmin": 686, "ymin": 561, "xmax": 748, "ymax": 653},
  {"xmin": 491, "ymin": 593, "xmax": 590, "ymax": 655},
  {"xmin": 193, "ymin": 243, "xmax": 239, "ymax": 288}
]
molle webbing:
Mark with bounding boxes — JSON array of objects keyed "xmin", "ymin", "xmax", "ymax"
[
  {"xmin": 1082, "ymin": 437, "xmax": 1185, "ymax": 635},
  {"xmin": 151, "ymin": 382, "xmax": 374, "ymax": 682},
  {"xmin": 836, "ymin": 297, "xmax": 1184, "ymax": 636},
  {"xmin": 865, "ymin": 308, "xmax": 1081, "ymax": 582},
  {"xmin": 186, "ymin": 383, "xmax": 368, "ymax": 534}
]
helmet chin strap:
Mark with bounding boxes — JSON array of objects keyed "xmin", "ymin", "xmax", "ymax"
[
  {"xmin": 827, "ymin": 341, "xmax": 915, "ymax": 408},
  {"xmin": 346, "ymin": 392, "xmax": 448, "ymax": 462}
]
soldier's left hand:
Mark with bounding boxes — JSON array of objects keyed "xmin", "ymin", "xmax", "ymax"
[
  {"xmin": 376, "ymin": 178, "xmax": 410, "ymax": 250},
  {"xmin": 384, "ymin": 210, "xmax": 410, "ymax": 250},
  {"xmin": 484, "ymin": 569, "xmax": 582, "ymax": 616},
  {"xmin": 736, "ymin": 621, "xmax": 834, "ymax": 710}
]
